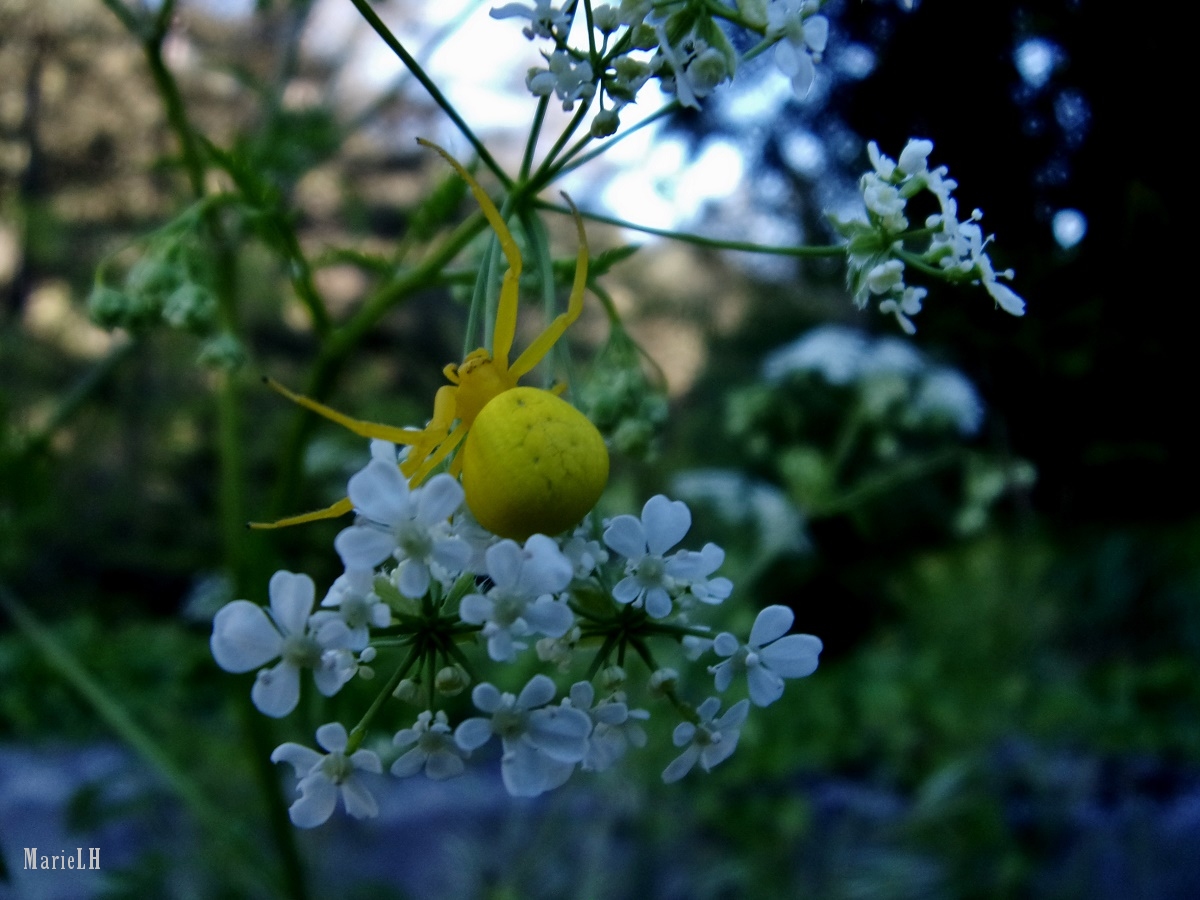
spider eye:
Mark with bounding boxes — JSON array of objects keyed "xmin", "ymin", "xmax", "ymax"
[{"xmin": 461, "ymin": 387, "xmax": 608, "ymax": 540}]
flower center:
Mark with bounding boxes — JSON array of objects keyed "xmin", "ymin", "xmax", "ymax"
[
  {"xmin": 320, "ymin": 751, "xmax": 353, "ymax": 784},
  {"xmin": 282, "ymin": 633, "xmax": 323, "ymax": 669},
  {"xmin": 635, "ymin": 555, "xmax": 665, "ymax": 585},
  {"xmin": 394, "ymin": 521, "xmax": 433, "ymax": 560},
  {"xmin": 491, "ymin": 707, "xmax": 526, "ymax": 740}
]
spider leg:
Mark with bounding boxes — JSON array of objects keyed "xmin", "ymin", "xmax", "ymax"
[
  {"xmin": 399, "ymin": 384, "xmax": 458, "ymax": 480},
  {"xmin": 265, "ymin": 378, "xmax": 426, "ymax": 445},
  {"xmin": 407, "ymin": 422, "xmax": 468, "ymax": 486},
  {"xmin": 249, "ymin": 496, "xmax": 354, "ymax": 530},
  {"xmin": 417, "ymin": 138, "xmax": 521, "ymax": 369},
  {"xmin": 510, "ymin": 194, "xmax": 588, "ymax": 380}
]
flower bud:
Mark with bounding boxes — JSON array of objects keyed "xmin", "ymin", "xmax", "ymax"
[{"xmin": 434, "ymin": 665, "xmax": 469, "ymax": 696}]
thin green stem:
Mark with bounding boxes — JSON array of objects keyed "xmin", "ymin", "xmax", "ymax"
[
  {"xmin": 554, "ymin": 103, "xmax": 678, "ymax": 178},
  {"xmin": 521, "ymin": 97, "xmax": 552, "ymax": 182},
  {"xmin": 346, "ymin": 0, "xmax": 511, "ymax": 188},
  {"xmin": 347, "ymin": 643, "xmax": 421, "ymax": 753},
  {"xmin": 531, "ymin": 99, "xmax": 593, "ymax": 185},
  {"xmin": 535, "ymin": 199, "xmax": 848, "ymax": 257}
]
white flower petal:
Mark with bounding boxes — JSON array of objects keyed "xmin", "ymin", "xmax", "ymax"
[
  {"xmin": 643, "ymin": 587, "xmax": 673, "ymax": 619},
  {"xmin": 602, "ymin": 515, "xmax": 647, "ymax": 559},
  {"xmin": 804, "ymin": 15, "xmax": 829, "ymax": 53},
  {"xmin": 390, "ymin": 747, "xmax": 425, "ymax": 778},
  {"xmin": 517, "ymin": 673, "xmax": 557, "ymax": 710},
  {"xmin": 211, "ymin": 601, "xmax": 282, "ymax": 673},
  {"xmin": 750, "ymin": 604, "xmax": 795, "ymax": 647},
  {"xmin": 713, "ymin": 632, "xmax": 739, "ymax": 658},
  {"xmin": 641, "ymin": 495, "xmax": 690, "ymax": 556},
  {"xmin": 612, "ymin": 576, "xmax": 642, "ymax": 605},
  {"xmin": 315, "ymin": 722, "xmax": 348, "ymax": 753},
  {"xmin": 415, "ymin": 473, "xmax": 464, "ymax": 524},
  {"xmin": 471, "ymin": 682, "xmax": 504, "ymax": 714},
  {"xmin": 760, "ymin": 633, "xmax": 823, "ymax": 677},
  {"xmin": 334, "ymin": 526, "xmax": 395, "ymax": 570},
  {"xmin": 662, "ymin": 744, "xmax": 701, "ymax": 783},
  {"xmin": 268, "ymin": 571, "xmax": 315, "ymax": 636},
  {"xmin": 524, "ymin": 597, "xmax": 573, "ymax": 637},
  {"xmin": 252, "ymin": 662, "xmax": 301, "ymax": 718},
  {"xmin": 485, "ymin": 540, "xmax": 524, "ymax": 590},
  {"xmin": 527, "ymin": 707, "xmax": 591, "ymax": 763},
  {"xmin": 396, "ymin": 558, "xmax": 431, "ymax": 599},
  {"xmin": 501, "ymin": 743, "xmax": 554, "ymax": 797},
  {"xmin": 455, "ymin": 716, "xmax": 495, "ymax": 751},
  {"xmin": 348, "ymin": 460, "xmax": 413, "ymax": 525},
  {"xmin": 270, "ymin": 742, "xmax": 322, "ymax": 776},
  {"xmin": 458, "ymin": 593, "xmax": 493, "ymax": 625},
  {"xmin": 340, "ymin": 777, "xmax": 379, "ymax": 820},
  {"xmin": 287, "ymin": 775, "xmax": 337, "ymax": 828},
  {"xmin": 747, "ymin": 665, "xmax": 786, "ymax": 707},
  {"xmin": 350, "ymin": 749, "xmax": 382, "ymax": 775}
]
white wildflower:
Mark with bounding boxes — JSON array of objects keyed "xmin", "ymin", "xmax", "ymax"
[
  {"xmin": 455, "ymin": 675, "xmax": 592, "ymax": 797},
  {"xmin": 334, "ymin": 461, "xmax": 470, "ymax": 598},
  {"xmin": 459, "ymin": 535, "xmax": 574, "ymax": 662},
  {"xmin": 662, "ymin": 697, "xmax": 750, "ymax": 782},
  {"xmin": 210, "ymin": 570, "xmax": 354, "ymax": 717},
  {"xmin": 391, "ymin": 711, "xmax": 467, "ymax": 781},
  {"xmin": 708, "ymin": 604, "xmax": 822, "ymax": 706},
  {"xmin": 271, "ymin": 722, "xmax": 381, "ymax": 828}
]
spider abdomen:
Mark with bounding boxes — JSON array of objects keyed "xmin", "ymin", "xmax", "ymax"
[{"xmin": 461, "ymin": 387, "xmax": 608, "ymax": 541}]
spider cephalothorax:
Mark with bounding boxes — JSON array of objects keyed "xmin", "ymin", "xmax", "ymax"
[{"xmin": 258, "ymin": 139, "xmax": 608, "ymax": 540}]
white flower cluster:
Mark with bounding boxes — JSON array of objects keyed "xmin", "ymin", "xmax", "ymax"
[
  {"xmin": 210, "ymin": 443, "xmax": 822, "ymax": 827},
  {"xmin": 835, "ymin": 138, "xmax": 1027, "ymax": 333},
  {"xmin": 486, "ymin": 0, "xmax": 835, "ymax": 126}
]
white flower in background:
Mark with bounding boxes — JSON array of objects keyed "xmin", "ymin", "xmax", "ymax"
[
  {"xmin": 311, "ymin": 568, "xmax": 390, "ymax": 651},
  {"xmin": 334, "ymin": 461, "xmax": 470, "ymax": 598},
  {"xmin": 768, "ymin": 0, "xmax": 829, "ymax": 98},
  {"xmin": 708, "ymin": 604, "xmax": 822, "ymax": 706},
  {"xmin": 271, "ymin": 723, "xmax": 381, "ymax": 828},
  {"xmin": 566, "ymin": 681, "xmax": 649, "ymax": 772},
  {"xmin": 910, "ymin": 366, "xmax": 985, "ymax": 436},
  {"xmin": 762, "ymin": 325, "xmax": 869, "ymax": 385},
  {"xmin": 527, "ymin": 50, "xmax": 596, "ymax": 110},
  {"xmin": 210, "ymin": 570, "xmax": 354, "ymax": 717},
  {"xmin": 391, "ymin": 711, "xmax": 467, "ymax": 781},
  {"xmin": 604, "ymin": 494, "xmax": 695, "ymax": 618},
  {"xmin": 455, "ymin": 675, "xmax": 592, "ymax": 797},
  {"xmin": 662, "ymin": 697, "xmax": 750, "ymax": 782},
  {"xmin": 490, "ymin": 0, "xmax": 570, "ymax": 40},
  {"xmin": 459, "ymin": 535, "xmax": 575, "ymax": 662}
]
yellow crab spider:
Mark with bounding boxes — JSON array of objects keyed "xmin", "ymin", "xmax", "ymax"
[{"xmin": 254, "ymin": 139, "xmax": 609, "ymax": 540}]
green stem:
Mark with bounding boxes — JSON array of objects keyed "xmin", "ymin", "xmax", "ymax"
[
  {"xmin": 535, "ymin": 199, "xmax": 848, "ymax": 256},
  {"xmin": 347, "ymin": 643, "xmax": 421, "ymax": 753},
  {"xmin": 521, "ymin": 96, "xmax": 552, "ymax": 182},
  {"xmin": 553, "ymin": 103, "xmax": 678, "ymax": 179},
  {"xmin": 346, "ymin": 0, "xmax": 511, "ymax": 188}
]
